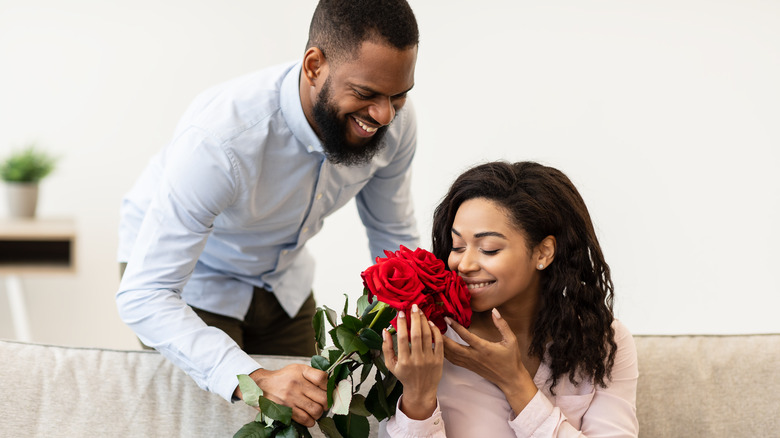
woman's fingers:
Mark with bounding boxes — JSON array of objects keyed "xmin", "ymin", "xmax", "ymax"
[
  {"xmin": 395, "ymin": 310, "xmax": 409, "ymax": 362},
  {"xmin": 431, "ymin": 321, "xmax": 444, "ymax": 357},
  {"xmin": 491, "ymin": 308, "xmax": 518, "ymax": 345},
  {"xmin": 382, "ymin": 328, "xmax": 397, "ymax": 371}
]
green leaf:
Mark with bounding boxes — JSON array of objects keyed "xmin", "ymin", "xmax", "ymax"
[
  {"xmin": 349, "ymin": 394, "xmax": 372, "ymax": 417},
  {"xmin": 364, "ymin": 383, "xmax": 388, "ymax": 422},
  {"xmin": 358, "ymin": 328, "xmax": 383, "ymax": 350},
  {"xmin": 327, "ymin": 370, "xmax": 337, "ymax": 408},
  {"xmin": 317, "ymin": 417, "xmax": 344, "ymax": 438},
  {"xmin": 331, "ymin": 378, "xmax": 353, "ymax": 415},
  {"xmin": 358, "ymin": 363, "xmax": 374, "ymax": 390},
  {"xmin": 363, "ymin": 302, "xmax": 396, "ymax": 334},
  {"xmin": 335, "ymin": 326, "xmax": 369, "ymax": 355},
  {"xmin": 356, "ymin": 293, "xmax": 370, "ymax": 318},
  {"xmin": 328, "ymin": 348, "xmax": 343, "ymax": 365},
  {"xmin": 258, "ymin": 396, "xmax": 293, "ymax": 425},
  {"xmin": 373, "ymin": 355, "xmax": 390, "ymax": 376},
  {"xmin": 341, "ymin": 315, "xmax": 364, "ymax": 333},
  {"xmin": 273, "ymin": 424, "xmax": 298, "ymax": 438},
  {"xmin": 323, "ymin": 306, "xmax": 339, "ymax": 328},
  {"xmin": 334, "ymin": 413, "xmax": 370, "ymax": 438},
  {"xmin": 342, "ymin": 293, "xmax": 349, "ymax": 318},
  {"xmin": 237, "ymin": 374, "xmax": 262, "ymax": 408},
  {"xmin": 313, "ymin": 309, "xmax": 326, "ymax": 350},
  {"xmin": 233, "ymin": 420, "xmax": 271, "ymax": 438},
  {"xmin": 311, "ymin": 355, "xmax": 330, "ymax": 372},
  {"xmin": 329, "ymin": 327, "xmax": 343, "ymax": 351}
]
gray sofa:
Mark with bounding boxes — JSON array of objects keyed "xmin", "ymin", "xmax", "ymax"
[{"xmin": 1, "ymin": 334, "xmax": 778, "ymax": 437}]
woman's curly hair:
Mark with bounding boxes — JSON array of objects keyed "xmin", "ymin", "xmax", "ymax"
[{"xmin": 432, "ymin": 161, "xmax": 617, "ymax": 393}]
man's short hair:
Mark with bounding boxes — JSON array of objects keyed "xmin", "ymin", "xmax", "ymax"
[{"xmin": 306, "ymin": 0, "xmax": 419, "ymax": 64}]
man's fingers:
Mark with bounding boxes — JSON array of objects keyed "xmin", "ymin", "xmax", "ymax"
[{"xmin": 303, "ymin": 366, "xmax": 328, "ymax": 390}]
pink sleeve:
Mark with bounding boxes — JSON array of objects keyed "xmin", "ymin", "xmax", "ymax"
[
  {"xmin": 385, "ymin": 395, "xmax": 448, "ymax": 438},
  {"xmin": 508, "ymin": 321, "xmax": 639, "ymax": 437}
]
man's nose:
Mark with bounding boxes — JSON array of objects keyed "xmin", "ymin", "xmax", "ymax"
[{"xmin": 368, "ymin": 96, "xmax": 395, "ymax": 126}]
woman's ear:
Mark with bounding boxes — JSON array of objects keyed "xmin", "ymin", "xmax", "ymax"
[
  {"xmin": 535, "ymin": 235, "xmax": 556, "ymax": 270},
  {"xmin": 302, "ymin": 47, "xmax": 327, "ymax": 87}
]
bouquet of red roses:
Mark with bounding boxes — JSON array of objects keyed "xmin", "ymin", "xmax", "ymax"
[{"xmin": 235, "ymin": 246, "xmax": 471, "ymax": 438}]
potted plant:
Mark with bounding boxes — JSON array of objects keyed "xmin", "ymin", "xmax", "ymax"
[{"xmin": 1, "ymin": 144, "xmax": 58, "ymax": 218}]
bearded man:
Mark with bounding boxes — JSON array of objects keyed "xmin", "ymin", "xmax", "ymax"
[{"xmin": 116, "ymin": 0, "xmax": 420, "ymax": 427}]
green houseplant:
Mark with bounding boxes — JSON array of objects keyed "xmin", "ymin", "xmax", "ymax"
[{"xmin": 1, "ymin": 144, "xmax": 58, "ymax": 218}]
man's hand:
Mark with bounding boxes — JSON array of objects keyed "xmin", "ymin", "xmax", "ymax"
[{"xmin": 234, "ymin": 363, "xmax": 328, "ymax": 427}]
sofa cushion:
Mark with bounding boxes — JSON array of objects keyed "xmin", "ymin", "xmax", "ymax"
[
  {"xmin": 0, "ymin": 339, "xmax": 315, "ymax": 437},
  {"xmin": 634, "ymin": 334, "xmax": 780, "ymax": 437}
]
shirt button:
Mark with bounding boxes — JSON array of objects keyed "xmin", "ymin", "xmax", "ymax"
[
  {"xmin": 434, "ymin": 419, "xmax": 440, "ymax": 425},
  {"xmin": 281, "ymin": 250, "xmax": 288, "ymax": 256},
  {"xmin": 307, "ymin": 145, "xmax": 314, "ymax": 152},
  {"xmin": 315, "ymin": 193, "xmax": 323, "ymax": 201},
  {"xmin": 302, "ymin": 227, "xmax": 309, "ymax": 234}
]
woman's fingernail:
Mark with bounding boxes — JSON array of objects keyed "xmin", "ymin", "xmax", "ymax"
[
  {"xmin": 492, "ymin": 308, "xmax": 502, "ymax": 319},
  {"xmin": 399, "ymin": 310, "xmax": 405, "ymax": 319},
  {"xmin": 444, "ymin": 316, "xmax": 452, "ymax": 325},
  {"xmin": 412, "ymin": 304, "xmax": 419, "ymax": 313},
  {"xmin": 428, "ymin": 321, "xmax": 435, "ymax": 328},
  {"xmin": 383, "ymin": 329, "xmax": 388, "ymax": 341}
]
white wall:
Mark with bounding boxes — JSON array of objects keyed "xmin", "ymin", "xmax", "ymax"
[{"xmin": 1, "ymin": 0, "xmax": 778, "ymax": 349}]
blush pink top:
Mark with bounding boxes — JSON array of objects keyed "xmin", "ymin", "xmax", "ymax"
[{"xmin": 385, "ymin": 320, "xmax": 638, "ymax": 437}]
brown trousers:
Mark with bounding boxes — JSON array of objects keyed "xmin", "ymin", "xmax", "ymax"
[{"xmin": 120, "ymin": 263, "xmax": 316, "ymax": 356}]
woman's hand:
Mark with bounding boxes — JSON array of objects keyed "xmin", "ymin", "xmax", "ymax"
[
  {"xmin": 382, "ymin": 304, "xmax": 444, "ymax": 420},
  {"xmin": 443, "ymin": 308, "xmax": 538, "ymax": 415}
]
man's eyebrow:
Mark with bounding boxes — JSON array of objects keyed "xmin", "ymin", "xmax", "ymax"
[
  {"xmin": 351, "ymin": 83, "xmax": 414, "ymax": 97},
  {"xmin": 451, "ymin": 229, "xmax": 507, "ymax": 240}
]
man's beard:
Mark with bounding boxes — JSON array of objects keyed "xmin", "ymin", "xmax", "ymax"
[{"xmin": 312, "ymin": 79, "xmax": 388, "ymax": 166}]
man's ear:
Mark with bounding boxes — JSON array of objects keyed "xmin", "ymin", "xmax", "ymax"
[
  {"xmin": 302, "ymin": 47, "xmax": 328, "ymax": 87},
  {"xmin": 535, "ymin": 235, "xmax": 556, "ymax": 270}
]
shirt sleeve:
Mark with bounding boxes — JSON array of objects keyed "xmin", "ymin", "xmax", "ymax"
[
  {"xmin": 116, "ymin": 127, "xmax": 262, "ymax": 402},
  {"xmin": 356, "ymin": 100, "xmax": 420, "ymax": 259},
  {"xmin": 508, "ymin": 321, "xmax": 639, "ymax": 437},
  {"xmin": 384, "ymin": 395, "xmax": 447, "ymax": 438}
]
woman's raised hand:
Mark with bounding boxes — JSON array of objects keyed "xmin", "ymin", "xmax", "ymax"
[
  {"xmin": 443, "ymin": 308, "xmax": 538, "ymax": 415},
  {"xmin": 382, "ymin": 304, "xmax": 444, "ymax": 420}
]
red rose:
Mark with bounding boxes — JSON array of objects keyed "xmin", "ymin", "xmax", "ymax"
[
  {"xmin": 361, "ymin": 257, "xmax": 426, "ymax": 310},
  {"xmin": 438, "ymin": 272, "xmax": 472, "ymax": 328},
  {"xmin": 388, "ymin": 294, "xmax": 449, "ymax": 333},
  {"xmin": 394, "ymin": 245, "xmax": 449, "ymax": 293}
]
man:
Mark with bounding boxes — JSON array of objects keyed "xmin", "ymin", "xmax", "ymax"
[{"xmin": 116, "ymin": 0, "xmax": 419, "ymax": 427}]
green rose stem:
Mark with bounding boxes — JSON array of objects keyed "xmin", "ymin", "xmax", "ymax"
[{"xmin": 326, "ymin": 303, "xmax": 393, "ymax": 375}]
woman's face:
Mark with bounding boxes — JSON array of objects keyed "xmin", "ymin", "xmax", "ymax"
[{"xmin": 448, "ymin": 197, "xmax": 542, "ymax": 313}]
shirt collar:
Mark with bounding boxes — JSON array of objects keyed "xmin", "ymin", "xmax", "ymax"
[{"xmin": 280, "ymin": 61, "xmax": 324, "ymax": 155}]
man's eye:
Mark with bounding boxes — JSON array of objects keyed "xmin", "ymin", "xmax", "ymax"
[{"xmin": 354, "ymin": 91, "xmax": 372, "ymax": 100}]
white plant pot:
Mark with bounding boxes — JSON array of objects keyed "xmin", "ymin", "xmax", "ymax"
[{"xmin": 5, "ymin": 182, "xmax": 39, "ymax": 218}]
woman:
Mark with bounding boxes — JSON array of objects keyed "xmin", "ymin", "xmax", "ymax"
[{"xmin": 381, "ymin": 161, "xmax": 638, "ymax": 437}]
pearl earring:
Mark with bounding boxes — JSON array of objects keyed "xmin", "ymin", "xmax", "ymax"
[{"xmin": 538, "ymin": 264, "xmax": 544, "ymax": 270}]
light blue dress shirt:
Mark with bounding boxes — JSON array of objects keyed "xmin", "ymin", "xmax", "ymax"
[{"xmin": 116, "ymin": 61, "xmax": 419, "ymax": 401}]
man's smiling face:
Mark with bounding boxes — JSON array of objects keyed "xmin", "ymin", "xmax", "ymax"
[{"xmin": 309, "ymin": 40, "xmax": 417, "ymax": 166}]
